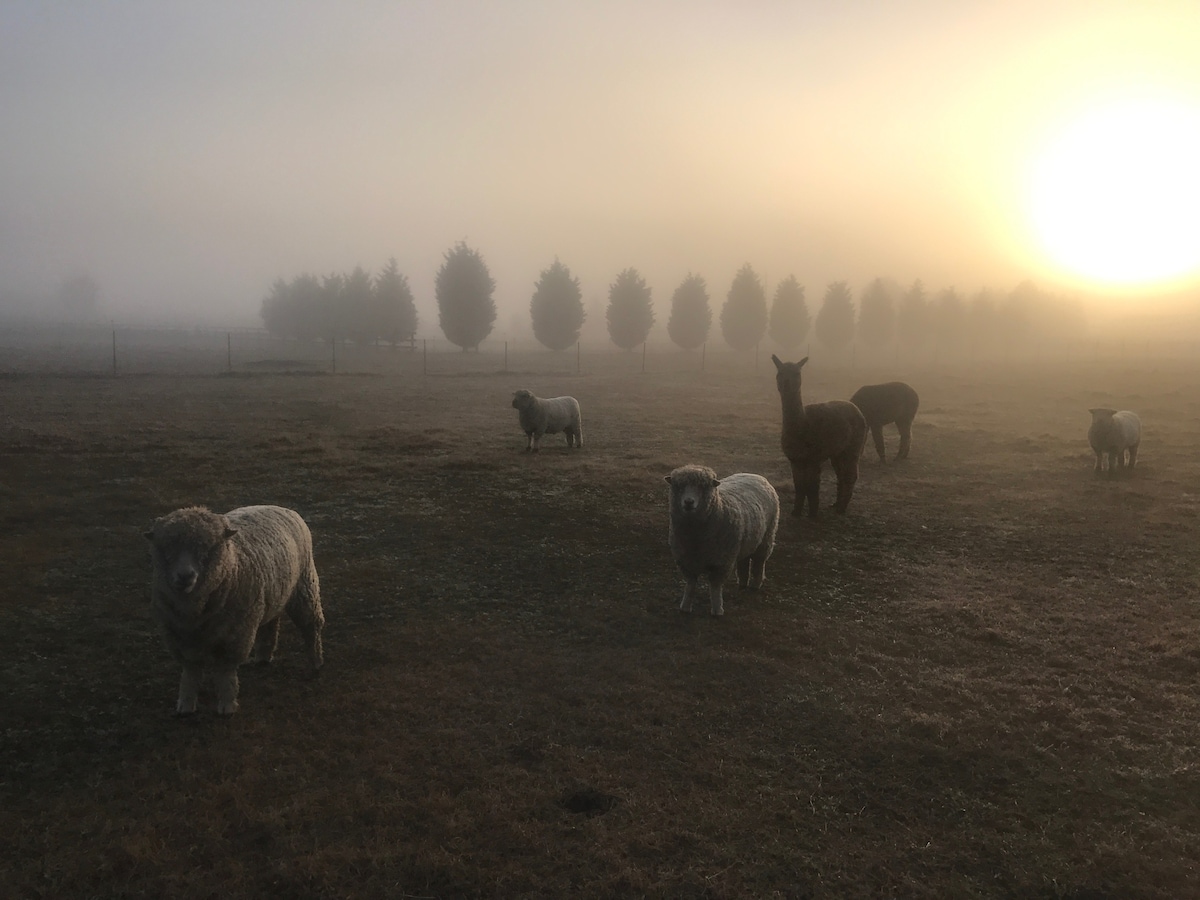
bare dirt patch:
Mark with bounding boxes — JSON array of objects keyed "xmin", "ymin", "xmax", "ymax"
[{"xmin": 2, "ymin": 353, "xmax": 1200, "ymax": 898}]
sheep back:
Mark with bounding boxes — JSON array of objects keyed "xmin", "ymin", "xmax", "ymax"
[
  {"xmin": 511, "ymin": 389, "xmax": 583, "ymax": 449},
  {"xmin": 1088, "ymin": 408, "xmax": 1141, "ymax": 472},
  {"xmin": 666, "ymin": 465, "xmax": 779, "ymax": 578}
]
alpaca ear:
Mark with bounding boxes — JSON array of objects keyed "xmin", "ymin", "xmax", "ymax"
[
  {"xmin": 771, "ymin": 354, "xmax": 782, "ymax": 369},
  {"xmin": 798, "ymin": 356, "xmax": 809, "ymax": 368}
]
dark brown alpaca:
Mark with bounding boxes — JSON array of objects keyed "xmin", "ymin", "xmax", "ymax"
[
  {"xmin": 850, "ymin": 381, "xmax": 920, "ymax": 463},
  {"xmin": 771, "ymin": 355, "xmax": 868, "ymax": 517}
]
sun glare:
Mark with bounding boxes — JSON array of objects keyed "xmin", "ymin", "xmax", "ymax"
[{"xmin": 1028, "ymin": 95, "xmax": 1200, "ymax": 288}]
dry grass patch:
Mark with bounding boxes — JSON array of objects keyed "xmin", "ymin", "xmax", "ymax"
[{"xmin": 3, "ymin": 355, "xmax": 1200, "ymax": 897}]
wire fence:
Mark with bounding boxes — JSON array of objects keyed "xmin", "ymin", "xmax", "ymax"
[{"xmin": 1, "ymin": 322, "xmax": 1198, "ymax": 378}]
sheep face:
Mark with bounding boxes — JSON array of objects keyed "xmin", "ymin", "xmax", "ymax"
[
  {"xmin": 145, "ymin": 509, "xmax": 238, "ymax": 606},
  {"xmin": 512, "ymin": 390, "xmax": 536, "ymax": 411},
  {"xmin": 771, "ymin": 355, "xmax": 807, "ymax": 395},
  {"xmin": 665, "ymin": 466, "xmax": 722, "ymax": 519}
]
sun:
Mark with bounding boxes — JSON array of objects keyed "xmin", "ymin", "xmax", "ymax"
[{"xmin": 1027, "ymin": 94, "xmax": 1200, "ymax": 288}]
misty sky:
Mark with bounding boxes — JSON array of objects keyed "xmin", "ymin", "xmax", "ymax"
[{"xmin": 2, "ymin": 1, "xmax": 1198, "ymax": 329}]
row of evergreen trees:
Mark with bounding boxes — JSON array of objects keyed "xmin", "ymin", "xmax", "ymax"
[
  {"xmin": 261, "ymin": 259, "xmax": 419, "ymax": 346},
  {"xmin": 261, "ymin": 242, "xmax": 1084, "ymax": 354}
]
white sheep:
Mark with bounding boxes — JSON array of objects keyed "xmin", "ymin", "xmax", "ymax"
[
  {"xmin": 664, "ymin": 465, "xmax": 780, "ymax": 616},
  {"xmin": 1088, "ymin": 408, "xmax": 1141, "ymax": 475},
  {"xmin": 144, "ymin": 505, "xmax": 324, "ymax": 715},
  {"xmin": 511, "ymin": 389, "xmax": 583, "ymax": 451}
]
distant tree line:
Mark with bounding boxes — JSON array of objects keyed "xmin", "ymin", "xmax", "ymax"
[
  {"xmin": 262, "ymin": 244, "xmax": 1086, "ymax": 357},
  {"xmin": 261, "ymin": 258, "xmax": 418, "ymax": 346}
]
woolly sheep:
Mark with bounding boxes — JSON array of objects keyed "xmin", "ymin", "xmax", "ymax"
[
  {"xmin": 511, "ymin": 389, "xmax": 583, "ymax": 451},
  {"xmin": 772, "ymin": 355, "xmax": 868, "ymax": 516},
  {"xmin": 664, "ymin": 465, "xmax": 780, "ymax": 616},
  {"xmin": 144, "ymin": 505, "xmax": 324, "ymax": 716},
  {"xmin": 1088, "ymin": 408, "xmax": 1141, "ymax": 475},
  {"xmin": 850, "ymin": 381, "xmax": 920, "ymax": 463}
]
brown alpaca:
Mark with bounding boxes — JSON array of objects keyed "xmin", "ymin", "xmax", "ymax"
[
  {"xmin": 850, "ymin": 381, "xmax": 920, "ymax": 463},
  {"xmin": 772, "ymin": 355, "xmax": 867, "ymax": 517}
]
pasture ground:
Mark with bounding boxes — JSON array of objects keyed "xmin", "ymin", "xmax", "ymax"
[{"xmin": 2, "ymin": 347, "xmax": 1200, "ymax": 898}]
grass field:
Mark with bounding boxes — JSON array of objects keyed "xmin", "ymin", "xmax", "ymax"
[{"xmin": 2, "ymin": 347, "xmax": 1200, "ymax": 898}]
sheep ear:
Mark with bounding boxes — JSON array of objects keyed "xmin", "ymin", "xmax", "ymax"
[
  {"xmin": 711, "ymin": 478, "xmax": 721, "ymax": 487},
  {"xmin": 223, "ymin": 527, "xmax": 238, "ymax": 540},
  {"xmin": 771, "ymin": 354, "xmax": 783, "ymax": 369},
  {"xmin": 143, "ymin": 529, "xmax": 155, "ymax": 541},
  {"xmin": 663, "ymin": 475, "xmax": 673, "ymax": 483},
  {"xmin": 798, "ymin": 356, "xmax": 809, "ymax": 368}
]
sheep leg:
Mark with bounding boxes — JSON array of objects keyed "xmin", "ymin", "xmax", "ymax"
[
  {"xmin": 525, "ymin": 432, "xmax": 534, "ymax": 452},
  {"xmin": 870, "ymin": 424, "xmax": 887, "ymax": 463},
  {"xmin": 213, "ymin": 667, "xmax": 240, "ymax": 716},
  {"xmin": 748, "ymin": 543, "xmax": 770, "ymax": 589},
  {"xmin": 896, "ymin": 418, "xmax": 912, "ymax": 460},
  {"xmin": 736, "ymin": 556, "xmax": 751, "ymax": 588},
  {"xmin": 748, "ymin": 555, "xmax": 766, "ymax": 589},
  {"xmin": 708, "ymin": 575, "xmax": 725, "ymax": 617},
  {"xmin": 532, "ymin": 431, "xmax": 542, "ymax": 452},
  {"xmin": 287, "ymin": 574, "xmax": 325, "ymax": 673},
  {"xmin": 176, "ymin": 665, "xmax": 202, "ymax": 716},
  {"xmin": 679, "ymin": 577, "xmax": 700, "ymax": 613},
  {"xmin": 1128, "ymin": 444, "xmax": 1139, "ymax": 470},
  {"xmin": 1093, "ymin": 451, "xmax": 1103, "ymax": 474},
  {"xmin": 250, "ymin": 616, "xmax": 281, "ymax": 664}
]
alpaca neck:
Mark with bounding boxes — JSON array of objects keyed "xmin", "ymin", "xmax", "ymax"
[{"xmin": 780, "ymin": 387, "xmax": 808, "ymax": 432}]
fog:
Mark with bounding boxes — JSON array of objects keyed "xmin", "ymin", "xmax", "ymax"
[{"xmin": 2, "ymin": 1, "xmax": 1198, "ymax": 336}]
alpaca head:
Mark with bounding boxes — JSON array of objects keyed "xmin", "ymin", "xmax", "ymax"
[{"xmin": 771, "ymin": 355, "xmax": 807, "ymax": 396}]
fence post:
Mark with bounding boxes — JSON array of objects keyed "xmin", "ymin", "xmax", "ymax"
[
  {"xmin": 112, "ymin": 328, "xmax": 117, "ymax": 375},
  {"xmin": 701, "ymin": 342, "xmax": 706, "ymax": 373},
  {"xmin": 642, "ymin": 340, "xmax": 646, "ymax": 374},
  {"xmin": 576, "ymin": 341, "xmax": 581, "ymax": 374},
  {"xmin": 423, "ymin": 339, "xmax": 427, "ymax": 375},
  {"xmin": 227, "ymin": 332, "xmax": 232, "ymax": 373},
  {"xmin": 331, "ymin": 338, "xmax": 336, "ymax": 374},
  {"xmin": 504, "ymin": 341, "xmax": 508, "ymax": 373}
]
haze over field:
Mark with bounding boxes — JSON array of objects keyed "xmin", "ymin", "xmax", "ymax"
[{"xmin": 2, "ymin": 1, "xmax": 1198, "ymax": 333}]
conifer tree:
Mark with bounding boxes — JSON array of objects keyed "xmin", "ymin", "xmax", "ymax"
[
  {"xmin": 436, "ymin": 241, "xmax": 497, "ymax": 351},
  {"xmin": 606, "ymin": 267, "xmax": 655, "ymax": 350},
  {"xmin": 530, "ymin": 258, "xmax": 585, "ymax": 351},
  {"xmin": 814, "ymin": 281, "xmax": 856, "ymax": 351},
  {"xmin": 719, "ymin": 263, "xmax": 768, "ymax": 350},
  {"xmin": 768, "ymin": 275, "xmax": 810, "ymax": 350},
  {"xmin": 666, "ymin": 273, "xmax": 712, "ymax": 350}
]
